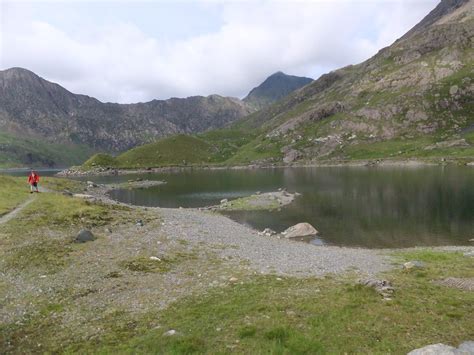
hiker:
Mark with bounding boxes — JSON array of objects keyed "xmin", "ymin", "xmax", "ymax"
[{"xmin": 27, "ymin": 170, "xmax": 40, "ymax": 193}]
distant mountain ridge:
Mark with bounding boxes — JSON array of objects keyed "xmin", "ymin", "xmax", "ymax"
[
  {"xmin": 243, "ymin": 71, "xmax": 313, "ymax": 109},
  {"xmin": 0, "ymin": 68, "xmax": 311, "ymax": 167}
]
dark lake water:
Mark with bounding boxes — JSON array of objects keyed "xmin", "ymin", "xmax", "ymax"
[
  {"xmin": 82, "ymin": 166, "xmax": 474, "ymax": 249},
  {"xmin": 0, "ymin": 168, "xmax": 61, "ymax": 177}
]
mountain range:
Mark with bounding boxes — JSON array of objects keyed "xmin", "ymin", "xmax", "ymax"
[
  {"xmin": 0, "ymin": 68, "xmax": 312, "ymax": 167},
  {"xmin": 2, "ymin": 0, "xmax": 473, "ymax": 169}
]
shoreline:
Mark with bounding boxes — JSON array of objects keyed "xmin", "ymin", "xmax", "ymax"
[{"xmin": 55, "ymin": 157, "xmax": 472, "ymax": 177}]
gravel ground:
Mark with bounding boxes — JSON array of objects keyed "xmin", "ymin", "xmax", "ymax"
[{"xmin": 157, "ymin": 207, "xmax": 393, "ymax": 277}]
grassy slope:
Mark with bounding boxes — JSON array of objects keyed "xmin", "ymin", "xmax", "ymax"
[
  {"xmin": 83, "ymin": 130, "xmax": 258, "ymax": 169},
  {"xmin": 115, "ymin": 135, "xmax": 215, "ymax": 168},
  {"xmin": 0, "ymin": 132, "xmax": 94, "ymax": 168}
]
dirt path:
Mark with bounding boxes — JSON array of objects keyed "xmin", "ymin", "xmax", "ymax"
[{"xmin": 0, "ymin": 195, "xmax": 35, "ymax": 225}]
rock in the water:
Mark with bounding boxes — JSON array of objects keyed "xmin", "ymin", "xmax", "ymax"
[
  {"xmin": 75, "ymin": 229, "xmax": 95, "ymax": 243},
  {"xmin": 407, "ymin": 343, "xmax": 457, "ymax": 355},
  {"xmin": 403, "ymin": 260, "xmax": 425, "ymax": 270},
  {"xmin": 282, "ymin": 223, "xmax": 318, "ymax": 238},
  {"xmin": 220, "ymin": 199, "xmax": 228, "ymax": 205}
]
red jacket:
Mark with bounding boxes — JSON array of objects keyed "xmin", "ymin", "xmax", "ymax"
[{"xmin": 28, "ymin": 173, "xmax": 40, "ymax": 184}]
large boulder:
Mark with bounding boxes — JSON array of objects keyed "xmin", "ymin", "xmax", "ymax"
[
  {"xmin": 408, "ymin": 341, "xmax": 474, "ymax": 354},
  {"xmin": 282, "ymin": 223, "xmax": 318, "ymax": 238},
  {"xmin": 75, "ymin": 229, "xmax": 96, "ymax": 243}
]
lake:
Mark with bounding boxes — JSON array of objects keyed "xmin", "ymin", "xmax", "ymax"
[{"xmin": 81, "ymin": 166, "xmax": 474, "ymax": 249}]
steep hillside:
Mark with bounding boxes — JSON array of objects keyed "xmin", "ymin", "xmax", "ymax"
[
  {"xmin": 231, "ymin": 0, "xmax": 474, "ymax": 164},
  {"xmin": 243, "ymin": 72, "xmax": 313, "ymax": 109}
]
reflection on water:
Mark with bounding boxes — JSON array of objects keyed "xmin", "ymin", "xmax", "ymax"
[{"xmin": 83, "ymin": 166, "xmax": 473, "ymax": 248}]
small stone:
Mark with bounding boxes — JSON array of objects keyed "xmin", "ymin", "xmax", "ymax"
[
  {"xmin": 255, "ymin": 191, "xmax": 261, "ymax": 195},
  {"xmin": 220, "ymin": 199, "xmax": 228, "ymax": 205},
  {"xmin": 449, "ymin": 85, "xmax": 459, "ymax": 96},
  {"xmin": 75, "ymin": 229, "xmax": 95, "ymax": 243},
  {"xmin": 229, "ymin": 277, "xmax": 239, "ymax": 283},
  {"xmin": 403, "ymin": 260, "xmax": 425, "ymax": 270},
  {"xmin": 163, "ymin": 330, "xmax": 178, "ymax": 337},
  {"xmin": 149, "ymin": 256, "xmax": 161, "ymax": 261},
  {"xmin": 469, "ymin": 239, "xmax": 474, "ymax": 242},
  {"xmin": 463, "ymin": 251, "xmax": 474, "ymax": 258},
  {"xmin": 136, "ymin": 219, "xmax": 144, "ymax": 227}
]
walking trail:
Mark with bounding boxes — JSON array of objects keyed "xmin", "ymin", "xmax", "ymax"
[{"xmin": 0, "ymin": 196, "xmax": 35, "ymax": 225}]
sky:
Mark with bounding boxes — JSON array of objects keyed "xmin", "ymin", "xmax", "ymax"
[{"xmin": 0, "ymin": 0, "xmax": 439, "ymax": 103}]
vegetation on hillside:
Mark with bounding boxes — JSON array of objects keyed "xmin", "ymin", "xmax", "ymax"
[{"xmin": 0, "ymin": 132, "xmax": 93, "ymax": 168}]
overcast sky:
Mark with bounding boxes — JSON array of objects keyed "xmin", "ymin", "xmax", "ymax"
[{"xmin": 0, "ymin": 0, "xmax": 438, "ymax": 103}]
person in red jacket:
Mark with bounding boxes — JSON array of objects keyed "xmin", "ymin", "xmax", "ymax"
[{"xmin": 28, "ymin": 170, "xmax": 40, "ymax": 193}]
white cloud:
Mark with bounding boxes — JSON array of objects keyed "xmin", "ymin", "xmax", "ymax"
[{"xmin": 0, "ymin": 0, "xmax": 438, "ymax": 103}]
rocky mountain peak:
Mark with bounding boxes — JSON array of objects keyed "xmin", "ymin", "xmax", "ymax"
[
  {"xmin": 243, "ymin": 72, "xmax": 313, "ymax": 109},
  {"xmin": 401, "ymin": 0, "xmax": 472, "ymax": 40}
]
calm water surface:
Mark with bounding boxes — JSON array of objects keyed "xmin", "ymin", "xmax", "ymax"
[{"xmin": 83, "ymin": 166, "xmax": 474, "ymax": 248}]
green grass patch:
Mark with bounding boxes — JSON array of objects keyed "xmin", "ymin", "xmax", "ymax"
[
  {"xmin": 344, "ymin": 137, "xmax": 474, "ymax": 160},
  {"xmin": 115, "ymin": 134, "xmax": 216, "ymax": 168},
  {"xmin": 0, "ymin": 175, "xmax": 30, "ymax": 216},
  {"xmin": 41, "ymin": 176, "xmax": 86, "ymax": 193},
  {"xmin": 4, "ymin": 239, "xmax": 73, "ymax": 274},
  {"xmin": 120, "ymin": 251, "xmax": 197, "ymax": 274},
  {"xmin": 82, "ymin": 153, "xmax": 118, "ymax": 169},
  {"xmin": 60, "ymin": 251, "xmax": 471, "ymax": 354},
  {"xmin": 0, "ymin": 131, "xmax": 93, "ymax": 168}
]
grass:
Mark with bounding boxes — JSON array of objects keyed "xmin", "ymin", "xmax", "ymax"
[
  {"xmin": 0, "ymin": 175, "xmax": 30, "ymax": 216},
  {"xmin": 120, "ymin": 252, "xmax": 197, "ymax": 274},
  {"xmin": 0, "ymin": 131, "xmax": 94, "ymax": 168},
  {"xmin": 82, "ymin": 153, "xmax": 118, "ymax": 169},
  {"xmin": 219, "ymin": 194, "xmax": 281, "ymax": 211},
  {"xmin": 114, "ymin": 134, "xmax": 216, "ymax": 168},
  {"xmin": 60, "ymin": 250, "xmax": 471, "ymax": 354},
  {"xmin": 343, "ymin": 136, "xmax": 474, "ymax": 161}
]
